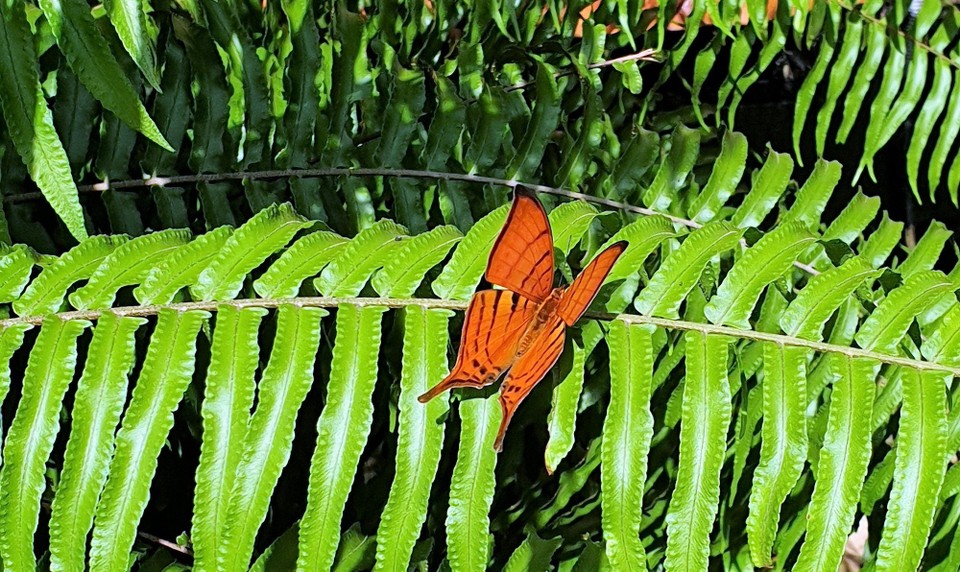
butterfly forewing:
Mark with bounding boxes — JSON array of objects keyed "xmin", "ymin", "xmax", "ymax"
[
  {"xmin": 485, "ymin": 187, "xmax": 555, "ymax": 303},
  {"xmin": 494, "ymin": 314, "xmax": 566, "ymax": 451},
  {"xmin": 556, "ymin": 241, "xmax": 628, "ymax": 326},
  {"xmin": 418, "ymin": 289, "xmax": 537, "ymax": 403}
]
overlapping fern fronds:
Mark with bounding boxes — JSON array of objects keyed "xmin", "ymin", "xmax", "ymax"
[{"xmin": 2, "ymin": 126, "xmax": 960, "ymax": 568}]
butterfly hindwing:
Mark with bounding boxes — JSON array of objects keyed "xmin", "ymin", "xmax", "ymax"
[
  {"xmin": 494, "ymin": 315, "xmax": 566, "ymax": 451},
  {"xmin": 556, "ymin": 241, "xmax": 628, "ymax": 326},
  {"xmin": 418, "ymin": 289, "xmax": 537, "ymax": 403},
  {"xmin": 485, "ymin": 187, "xmax": 555, "ymax": 303}
]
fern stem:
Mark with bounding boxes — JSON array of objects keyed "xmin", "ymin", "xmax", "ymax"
[
  {"xmin": 13, "ymin": 167, "xmax": 821, "ymax": 277},
  {"xmin": 2, "ymin": 295, "xmax": 956, "ymax": 377}
]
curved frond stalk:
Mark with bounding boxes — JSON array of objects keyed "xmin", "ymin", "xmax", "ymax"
[
  {"xmin": 794, "ymin": 356, "xmax": 878, "ymax": 572},
  {"xmin": 0, "ymin": 317, "xmax": 90, "ymax": 571},
  {"xmin": 191, "ymin": 305, "xmax": 267, "ymax": 572},
  {"xmin": 297, "ymin": 305, "xmax": 387, "ymax": 571},
  {"xmin": 49, "ymin": 313, "xmax": 145, "ymax": 572},
  {"xmin": 601, "ymin": 322, "xmax": 654, "ymax": 571},
  {"xmin": 664, "ymin": 332, "xmax": 732, "ymax": 571},
  {"xmin": 88, "ymin": 309, "xmax": 209, "ymax": 572},
  {"xmin": 374, "ymin": 307, "xmax": 452, "ymax": 571},
  {"xmin": 874, "ymin": 369, "xmax": 948, "ymax": 571},
  {"xmin": 216, "ymin": 305, "xmax": 326, "ymax": 571},
  {"xmin": 746, "ymin": 344, "xmax": 807, "ymax": 566}
]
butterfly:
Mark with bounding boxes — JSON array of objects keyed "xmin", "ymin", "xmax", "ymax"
[{"xmin": 418, "ymin": 186, "xmax": 627, "ymax": 451}]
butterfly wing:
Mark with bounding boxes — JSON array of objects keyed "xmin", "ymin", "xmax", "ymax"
[
  {"xmin": 556, "ymin": 241, "xmax": 628, "ymax": 326},
  {"xmin": 485, "ymin": 187, "xmax": 555, "ymax": 303},
  {"xmin": 493, "ymin": 315, "xmax": 566, "ymax": 451},
  {"xmin": 418, "ymin": 289, "xmax": 537, "ymax": 403}
]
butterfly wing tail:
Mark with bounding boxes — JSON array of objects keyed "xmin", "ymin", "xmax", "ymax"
[{"xmin": 493, "ymin": 317, "xmax": 566, "ymax": 451}]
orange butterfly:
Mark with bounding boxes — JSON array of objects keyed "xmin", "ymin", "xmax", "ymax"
[{"xmin": 418, "ymin": 187, "xmax": 627, "ymax": 451}]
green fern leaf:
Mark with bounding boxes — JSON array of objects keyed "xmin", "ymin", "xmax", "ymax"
[
  {"xmin": 907, "ymin": 58, "xmax": 952, "ymax": 199},
  {"xmin": 316, "ymin": 220, "xmax": 408, "ymax": 297},
  {"xmin": 601, "ymin": 322, "xmax": 654, "ymax": 571},
  {"xmin": 545, "ymin": 337, "xmax": 586, "ymax": 475},
  {"xmin": 134, "ymin": 226, "xmax": 233, "ymax": 305},
  {"xmin": 927, "ymin": 78, "xmax": 960, "ymax": 204},
  {"xmin": 873, "ymin": 369, "xmax": 948, "ymax": 572},
  {"xmin": 0, "ymin": 324, "xmax": 31, "ymax": 419},
  {"xmin": 814, "ymin": 15, "xmax": 863, "ymax": 156},
  {"xmin": 193, "ymin": 203, "xmax": 311, "ymax": 301},
  {"xmin": 0, "ymin": 317, "xmax": 90, "ymax": 571},
  {"xmin": 49, "ymin": 313, "xmax": 145, "ymax": 572},
  {"xmin": 70, "ymin": 229, "xmax": 191, "ymax": 310},
  {"xmin": 704, "ymin": 222, "xmax": 817, "ymax": 329},
  {"xmin": 899, "ymin": 221, "xmax": 952, "ymax": 278},
  {"xmin": 781, "ymin": 159, "xmax": 841, "ymax": 230},
  {"xmin": 600, "ymin": 216, "xmax": 678, "ymax": 283},
  {"xmin": 794, "ymin": 357, "xmax": 877, "ymax": 572},
  {"xmin": 503, "ymin": 531, "xmax": 562, "ymax": 572},
  {"xmin": 822, "ymin": 191, "xmax": 881, "ymax": 244},
  {"xmin": 446, "ymin": 394, "xmax": 501, "ymax": 572},
  {"xmin": 609, "ymin": 128, "xmax": 660, "ymax": 201},
  {"xmin": 14, "ymin": 235, "xmax": 128, "ymax": 316},
  {"xmin": 635, "ymin": 221, "xmax": 743, "ymax": 319},
  {"xmin": 690, "ymin": 131, "xmax": 747, "ymax": 224},
  {"xmin": 780, "ymin": 256, "xmax": 879, "ymax": 341},
  {"xmin": 0, "ymin": 245, "xmax": 35, "ymax": 302},
  {"xmin": 420, "ymin": 76, "xmax": 466, "ymax": 171},
  {"xmin": 374, "ymin": 307, "xmax": 452, "ymax": 571},
  {"xmin": 855, "ymin": 271, "xmax": 954, "ymax": 353},
  {"xmin": 861, "ymin": 212, "xmax": 904, "ymax": 269},
  {"xmin": 298, "ymin": 305, "xmax": 386, "ymax": 571},
  {"xmin": 102, "ymin": 0, "xmax": 161, "ymax": 90},
  {"xmin": 217, "ymin": 305, "xmax": 325, "ymax": 572},
  {"xmin": 836, "ymin": 22, "xmax": 885, "ymax": 144},
  {"xmin": 731, "ymin": 147, "xmax": 793, "ymax": 229},
  {"xmin": 192, "ymin": 306, "xmax": 268, "ymax": 572},
  {"xmin": 643, "ymin": 124, "xmax": 700, "ymax": 211},
  {"xmin": 0, "ymin": 1, "xmax": 87, "ymax": 240},
  {"xmin": 253, "ymin": 230, "xmax": 349, "ymax": 299},
  {"xmin": 747, "ymin": 344, "xmax": 807, "ymax": 567},
  {"xmin": 432, "ymin": 205, "xmax": 509, "ymax": 301},
  {"xmin": 333, "ymin": 523, "xmax": 377, "ymax": 572},
  {"xmin": 548, "ymin": 202, "xmax": 599, "ymax": 256},
  {"xmin": 664, "ymin": 332, "xmax": 732, "ymax": 571},
  {"xmin": 506, "ymin": 62, "xmax": 561, "ymax": 181},
  {"xmin": 922, "ymin": 305, "xmax": 960, "ymax": 367},
  {"xmin": 37, "ymin": 0, "xmax": 172, "ymax": 151},
  {"xmin": 792, "ymin": 7, "xmax": 839, "ymax": 161},
  {"xmin": 88, "ymin": 309, "xmax": 208, "ymax": 572},
  {"xmin": 373, "ymin": 226, "xmax": 463, "ymax": 298}
]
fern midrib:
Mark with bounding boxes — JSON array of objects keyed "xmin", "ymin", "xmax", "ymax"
[{"xmin": 678, "ymin": 333, "xmax": 712, "ymax": 569}]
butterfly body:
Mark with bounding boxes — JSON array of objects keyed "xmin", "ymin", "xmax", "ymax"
[{"xmin": 419, "ymin": 187, "xmax": 627, "ymax": 451}]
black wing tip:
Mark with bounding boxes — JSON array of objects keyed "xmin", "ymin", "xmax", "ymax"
[
  {"xmin": 607, "ymin": 240, "xmax": 629, "ymax": 254},
  {"xmin": 513, "ymin": 185, "xmax": 540, "ymax": 201}
]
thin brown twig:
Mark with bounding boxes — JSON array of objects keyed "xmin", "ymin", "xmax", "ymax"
[
  {"xmin": 7, "ymin": 166, "xmax": 820, "ymax": 276},
  {"xmin": 3, "ymin": 296, "xmax": 956, "ymax": 377}
]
